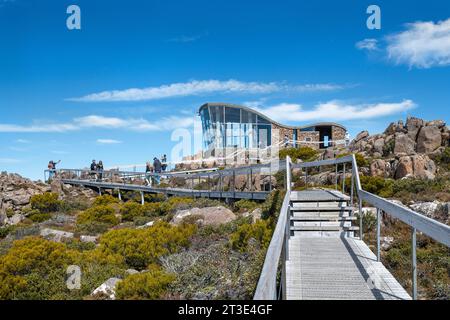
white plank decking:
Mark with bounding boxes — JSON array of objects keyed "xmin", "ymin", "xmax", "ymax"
[{"xmin": 285, "ymin": 190, "xmax": 411, "ymax": 300}]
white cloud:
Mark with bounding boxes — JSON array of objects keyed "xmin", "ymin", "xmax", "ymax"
[
  {"xmin": 0, "ymin": 158, "xmax": 22, "ymax": 164},
  {"xmin": 16, "ymin": 139, "xmax": 31, "ymax": 144},
  {"xmin": 387, "ymin": 18, "xmax": 450, "ymax": 68},
  {"xmin": 255, "ymin": 99, "xmax": 416, "ymax": 122},
  {"xmin": 0, "ymin": 115, "xmax": 194, "ymax": 133},
  {"xmin": 67, "ymin": 79, "xmax": 347, "ymax": 102},
  {"xmin": 355, "ymin": 38, "xmax": 379, "ymax": 51},
  {"xmin": 96, "ymin": 139, "xmax": 123, "ymax": 144}
]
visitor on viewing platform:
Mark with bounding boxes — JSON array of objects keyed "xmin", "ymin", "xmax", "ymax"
[
  {"xmin": 47, "ymin": 160, "xmax": 60, "ymax": 181},
  {"xmin": 161, "ymin": 154, "xmax": 167, "ymax": 172},
  {"xmin": 153, "ymin": 157, "xmax": 162, "ymax": 185},
  {"xmin": 145, "ymin": 161, "xmax": 153, "ymax": 187},
  {"xmin": 284, "ymin": 134, "xmax": 290, "ymax": 147},
  {"xmin": 97, "ymin": 160, "xmax": 104, "ymax": 181},
  {"xmin": 90, "ymin": 160, "xmax": 97, "ymax": 180}
]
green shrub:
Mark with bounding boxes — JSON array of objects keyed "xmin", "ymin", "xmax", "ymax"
[
  {"xmin": 279, "ymin": 147, "xmax": 318, "ymax": 162},
  {"xmin": 0, "ymin": 236, "xmax": 126, "ymax": 300},
  {"xmin": 435, "ymin": 147, "xmax": 450, "ymax": 169},
  {"xmin": 359, "ymin": 176, "xmax": 394, "ymax": 198},
  {"xmin": 234, "ymin": 199, "xmax": 259, "ymax": 213},
  {"xmin": 230, "ymin": 220, "xmax": 273, "ymax": 252},
  {"xmin": 30, "ymin": 193, "xmax": 62, "ymax": 213},
  {"xmin": 5, "ymin": 208, "xmax": 15, "ymax": 218},
  {"xmin": 77, "ymin": 205, "xmax": 119, "ymax": 226},
  {"xmin": 116, "ymin": 265, "xmax": 175, "ymax": 300},
  {"xmin": 383, "ymin": 139, "xmax": 395, "ymax": 156},
  {"xmin": 337, "ymin": 153, "xmax": 368, "ymax": 167},
  {"xmin": 98, "ymin": 221, "xmax": 196, "ymax": 270},
  {"xmin": 76, "ymin": 222, "xmax": 112, "ymax": 235},
  {"xmin": 92, "ymin": 195, "xmax": 119, "ymax": 206},
  {"xmin": 0, "ymin": 226, "xmax": 14, "ymax": 239},
  {"xmin": 261, "ymin": 190, "xmax": 285, "ymax": 220},
  {"xmin": 28, "ymin": 212, "xmax": 52, "ymax": 223},
  {"xmin": 120, "ymin": 202, "xmax": 145, "ymax": 221}
]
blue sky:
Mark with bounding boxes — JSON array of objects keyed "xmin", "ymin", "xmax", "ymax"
[{"xmin": 0, "ymin": 0, "xmax": 449, "ymax": 180}]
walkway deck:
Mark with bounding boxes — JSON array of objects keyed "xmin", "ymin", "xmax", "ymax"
[{"xmin": 285, "ymin": 190, "xmax": 411, "ymax": 300}]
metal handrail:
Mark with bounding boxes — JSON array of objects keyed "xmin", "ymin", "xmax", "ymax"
[{"xmin": 254, "ymin": 157, "xmax": 292, "ymax": 300}]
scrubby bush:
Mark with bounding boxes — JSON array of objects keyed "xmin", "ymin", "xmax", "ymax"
[
  {"xmin": 0, "ymin": 226, "xmax": 14, "ymax": 239},
  {"xmin": 230, "ymin": 220, "xmax": 273, "ymax": 252},
  {"xmin": 98, "ymin": 221, "xmax": 196, "ymax": 270},
  {"xmin": 337, "ymin": 153, "xmax": 368, "ymax": 167},
  {"xmin": 120, "ymin": 201, "xmax": 145, "ymax": 221},
  {"xmin": 261, "ymin": 190, "xmax": 285, "ymax": 220},
  {"xmin": 116, "ymin": 265, "xmax": 175, "ymax": 300},
  {"xmin": 77, "ymin": 205, "xmax": 119, "ymax": 226},
  {"xmin": 359, "ymin": 176, "xmax": 394, "ymax": 198},
  {"xmin": 28, "ymin": 212, "xmax": 52, "ymax": 223},
  {"xmin": 234, "ymin": 199, "xmax": 259, "ymax": 213},
  {"xmin": 92, "ymin": 195, "xmax": 119, "ymax": 206},
  {"xmin": 30, "ymin": 193, "xmax": 62, "ymax": 213},
  {"xmin": 279, "ymin": 147, "xmax": 318, "ymax": 162},
  {"xmin": 435, "ymin": 147, "xmax": 450, "ymax": 170},
  {"xmin": 0, "ymin": 236, "xmax": 126, "ymax": 300}
]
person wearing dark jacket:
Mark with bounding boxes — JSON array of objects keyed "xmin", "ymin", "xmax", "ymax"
[
  {"xmin": 90, "ymin": 160, "xmax": 97, "ymax": 180},
  {"xmin": 97, "ymin": 161, "xmax": 104, "ymax": 181},
  {"xmin": 153, "ymin": 157, "xmax": 162, "ymax": 185}
]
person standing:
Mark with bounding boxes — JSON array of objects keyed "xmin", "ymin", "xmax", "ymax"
[
  {"xmin": 161, "ymin": 154, "xmax": 168, "ymax": 172},
  {"xmin": 153, "ymin": 157, "xmax": 162, "ymax": 185},
  {"xmin": 145, "ymin": 161, "xmax": 153, "ymax": 187},
  {"xmin": 97, "ymin": 160, "xmax": 104, "ymax": 181},
  {"xmin": 90, "ymin": 160, "xmax": 97, "ymax": 180},
  {"xmin": 47, "ymin": 160, "xmax": 61, "ymax": 181}
]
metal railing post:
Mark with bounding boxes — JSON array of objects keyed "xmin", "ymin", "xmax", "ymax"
[
  {"xmin": 342, "ymin": 163, "xmax": 346, "ymax": 192},
  {"xmin": 305, "ymin": 167, "xmax": 308, "ymax": 189},
  {"xmin": 350, "ymin": 171, "xmax": 354, "ymax": 207},
  {"xmin": 377, "ymin": 208, "xmax": 381, "ymax": 262},
  {"xmin": 359, "ymin": 198, "xmax": 363, "ymax": 240},
  {"xmin": 412, "ymin": 228, "xmax": 417, "ymax": 300},
  {"xmin": 335, "ymin": 164, "xmax": 338, "ymax": 190},
  {"xmin": 118, "ymin": 190, "xmax": 122, "ymax": 201},
  {"xmin": 140, "ymin": 191, "xmax": 145, "ymax": 206}
]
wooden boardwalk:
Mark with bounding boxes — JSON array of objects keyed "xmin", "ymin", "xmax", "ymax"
[{"xmin": 285, "ymin": 190, "xmax": 411, "ymax": 300}]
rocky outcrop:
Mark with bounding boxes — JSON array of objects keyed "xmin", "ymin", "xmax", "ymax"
[
  {"xmin": 40, "ymin": 228, "xmax": 74, "ymax": 242},
  {"xmin": 172, "ymin": 206, "xmax": 236, "ymax": 226},
  {"xmin": 0, "ymin": 173, "xmax": 96, "ymax": 220},
  {"xmin": 0, "ymin": 172, "xmax": 50, "ymax": 216},
  {"xmin": 350, "ymin": 116, "xmax": 448, "ymax": 180},
  {"xmin": 409, "ymin": 201, "xmax": 449, "ymax": 224},
  {"xmin": 394, "ymin": 154, "xmax": 437, "ymax": 180}
]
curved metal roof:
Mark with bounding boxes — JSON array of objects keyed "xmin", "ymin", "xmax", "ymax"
[{"xmin": 199, "ymin": 102, "xmax": 347, "ymax": 131}]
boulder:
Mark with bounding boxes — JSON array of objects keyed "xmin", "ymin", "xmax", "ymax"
[
  {"xmin": 426, "ymin": 120, "xmax": 445, "ymax": 128},
  {"xmin": 355, "ymin": 131, "xmax": 369, "ymax": 142},
  {"xmin": 172, "ymin": 206, "xmax": 236, "ymax": 226},
  {"xmin": 243, "ymin": 208, "xmax": 262, "ymax": 223},
  {"xmin": 417, "ymin": 126, "xmax": 442, "ymax": 153},
  {"xmin": 395, "ymin": 155, "xmax": 436, "ymax": 180},
  {"xmin": 406, "ymin": 116, "xmax": 424, "ymax": 141},
  {"xmin": 40, "ymin": 228, "xmax": 74, "ymax": 242},
  {"xmin": 80, "ymin": 235, "xmax": 98, "ymax": 243},
  {"xmin": 92, "ymin": 278, "xmax": 121, "ymax": 300},
  {"xmin": 7, "ymin": 213, "xmax": 25, "ymax": 226},
  {"xmin": 393, "ymin": 133, "xmax": 416, "ymax": 155},
  {"xmin": 370, "ymin": 159, "xmax": 390, "ymax": 178},
  {"xmin": 373, "ymin": 138, "xmax": 385, "ymax": 155},
  {"xmin": 381, "ymin": 237, "xmax": 394, "ymax": 251}
]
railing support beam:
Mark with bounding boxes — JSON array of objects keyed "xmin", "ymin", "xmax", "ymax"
[
  {"xmin": 359, "ymin": 199, "xmax": 363, "ymax": 240},
  {"xmin": 412, "ymin": 228, "xmax": 417, "ymax": 300},
  {"xmin": 140, "ymin": 191, "xmax": 145, "ymax": 206},
  {"xmin": 377, "ymin": 208, "xmax": 381, "ymax": 262}
]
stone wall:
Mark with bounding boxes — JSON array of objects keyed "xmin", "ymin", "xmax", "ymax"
[
  {"xmin": 271, "ymin": 123, "xmax": 293, "ymax": 146},
  {"xmin": 332, "ymin": 126, "xmax": 346, "ymax": 142},
  {"xmin": 298, "ymin": 131, "xmax": 320, "ymax": 150}
]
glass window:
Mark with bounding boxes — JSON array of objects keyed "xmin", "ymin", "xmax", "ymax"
[
  {"xmin": 210, "ymin": 106, "xmax": 224, "ymax": 123},
  {"xmin": 225, "ymin": 107, "xmax": 241, "ymax": 123},
  {"xmin": 242, "ymin": 110, "xmax": 257, "ymax": 124},
  {"xmin": 257, "ymin": 115, "xmax": 270, "ymax": 125},
  {"xmin": 300, "ymin": 126, "xmax": 315, "ymax": 132}
]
